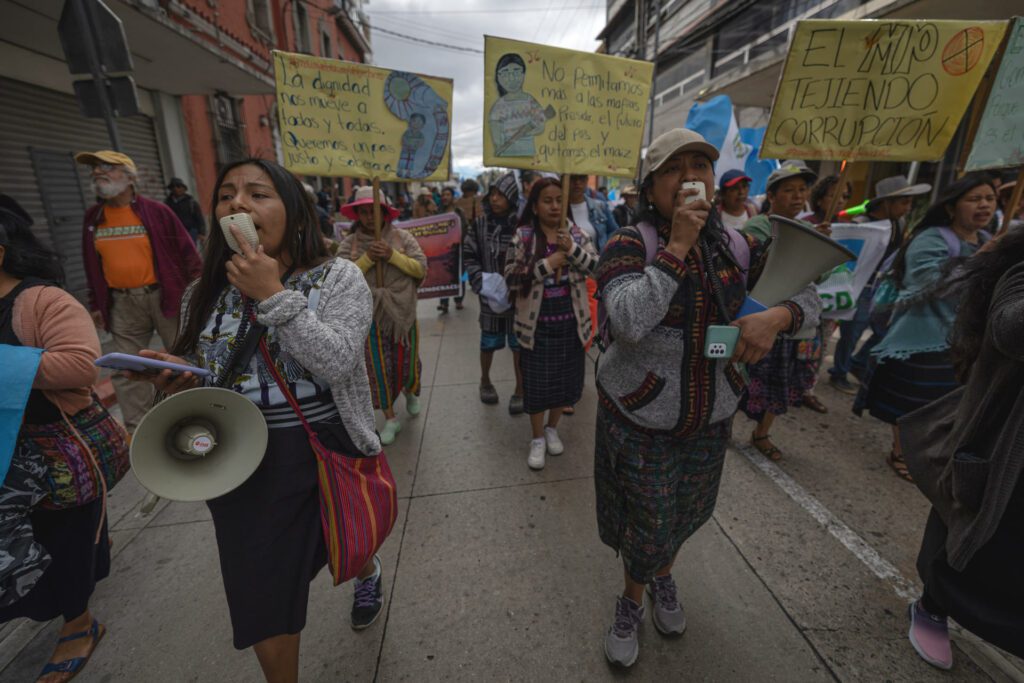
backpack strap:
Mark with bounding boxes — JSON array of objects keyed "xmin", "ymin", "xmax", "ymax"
[
  {"xmin": 723, "ymin": 226, "xmax": 750, "ymax": 287},
  {"xmin": 936, "ymin": 227, "xmax": 962, "ymax": 259},
  {"xmin": 635, "ymin": 221, "xmax": 659, "ymax": 265}
]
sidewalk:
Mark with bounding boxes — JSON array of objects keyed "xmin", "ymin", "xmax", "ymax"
[{"xmin": 0, "ymin": 297, "xmax": 1019, "ymax": 681}]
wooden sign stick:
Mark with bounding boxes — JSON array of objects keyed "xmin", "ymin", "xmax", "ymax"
[
  {"xmin": 1000, "ymin": 167, "xmax": 1024, "ymax": 236},
  {"xmin": 372, "ymin": 177, "xmax": 384, "ymax": 288},
  {"xmin": 555, "ymin": 173, "xmax": 571, "ymax": 282},
  {"xmin": 824, "ymin": 161, "xmax": 852, "ymax": 223}
]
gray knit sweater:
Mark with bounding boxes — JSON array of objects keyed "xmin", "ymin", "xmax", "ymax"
[{"xmin": 182, "ymin": 257, "xmax": 381, "ymax": 456}]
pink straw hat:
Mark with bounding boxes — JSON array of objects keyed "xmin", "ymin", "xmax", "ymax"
[{"xmin": 341, "ymin": 185, "xmax": 400, "ymax": 222}]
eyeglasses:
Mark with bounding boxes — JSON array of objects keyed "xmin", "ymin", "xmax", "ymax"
[{"xmin": 92, "ymin": 163, "xmax": 122, "ymax": 173}]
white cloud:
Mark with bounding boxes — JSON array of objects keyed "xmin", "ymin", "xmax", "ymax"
[{"xmin": 365, "ymin": 1, "xmax": 606, "ymax": 178}]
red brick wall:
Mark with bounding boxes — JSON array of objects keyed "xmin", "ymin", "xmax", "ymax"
[{"xmin": 176, "ymin": 0, "xmax": 368, "ymax": 205}]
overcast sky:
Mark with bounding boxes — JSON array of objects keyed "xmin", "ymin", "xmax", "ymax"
[{"xmin": 364, "ymin": 0, "xmax": 606, "ymax": 178}]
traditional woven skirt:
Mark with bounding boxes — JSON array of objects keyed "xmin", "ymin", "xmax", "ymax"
[
  {"xmin": 519, "ymin": 290, "xmax": 584, "ymax": 414},
  {"xmin": 861, "ymin": 350, "xmax": 957, "ymax": 425},
  {"xmin": 917, "ymin": 475, "xmax": 1024, "ymax": 657},
  {"xmin": 742, "ymin": 338, "xmax": 813, "ymax": 421},
  {"xmin": 594, "ymin": 402, "xmax": 730, "ymax": 584},
  {"xmin": 365, "ymin": 321, "xmax": 422, "ymax": 412}
]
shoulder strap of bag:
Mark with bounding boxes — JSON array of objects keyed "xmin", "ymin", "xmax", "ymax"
[
  {"xmin": 255, "ymin": 333, "xmax": 318, "ymax": 442},
  {"xmin": 937, "ymin": 227, "xmax": 962, "ymax": 259}
]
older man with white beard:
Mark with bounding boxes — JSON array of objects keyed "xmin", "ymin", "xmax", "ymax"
[{"xmin": 75, "ymin": 150, "xmax": 202, "ymax": 431}]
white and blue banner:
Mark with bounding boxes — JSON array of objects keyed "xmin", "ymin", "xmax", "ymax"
[
  {"xmin": 818, "ymin": 220, "xmax": 891, "ymax": 320},
  {"xmin": 685, "ymin": 95, "xmax": 778, "ymax": 196}
]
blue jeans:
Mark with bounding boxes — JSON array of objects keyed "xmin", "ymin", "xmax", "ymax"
[{"xmin": 830, "ymin": 285, "xmax": 873, "ymax": 380}]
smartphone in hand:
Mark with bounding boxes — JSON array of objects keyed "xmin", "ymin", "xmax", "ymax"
[
  {"xmin": 681, "ymin": 181, "xmax": 706, "ymax": 205},
  {"xmin": 219, "ymin": 213, "xmax": 259, "ymax": 254}
]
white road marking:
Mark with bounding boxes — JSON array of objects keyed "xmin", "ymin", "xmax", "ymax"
[
  {"xmin": 735, "ymin": 441, "xmax": 1024, "ymax": 680},
  {"xmin": 733, "ymin": 441, "xmax": 920, "ymax": 601}
]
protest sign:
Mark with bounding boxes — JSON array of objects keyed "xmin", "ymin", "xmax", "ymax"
[
  {"xmin": 762, "ymin": 20, "xmax": 1007, "ymax": 161},
  {"xmin": 483, "ymin": 36, "xmax": 654, "ymax": 177},
  {"xmin": 273, "ymin": 50, "xmax": 453, "ymax": 181},
  {"xmin": 817, "ymin": 220, "xmax": 891, "ymax": 320},
  {"xmin": 400, "ymin": 213, "xmax": 462, "ymax": 300},
  {"xmin": 965, "ymin": 17, "xmax": 1024, "ymax": 171}
]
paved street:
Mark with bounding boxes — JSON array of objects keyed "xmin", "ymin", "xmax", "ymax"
[{"xmin": 1, "ymin": 296, "xmax": 1022, "ymax": 682}]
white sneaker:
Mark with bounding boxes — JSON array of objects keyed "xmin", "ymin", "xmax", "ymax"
[
  {"xmin": 544, "ymin": 426, "xmax": 564, "ymax": 455},
  {"xmin": 380, "ymin": 418, "xmax": 401, "ymax": 445},
  {"xmin": 528, "ymin": 438, "xmax": 546, "ymax": 470}
]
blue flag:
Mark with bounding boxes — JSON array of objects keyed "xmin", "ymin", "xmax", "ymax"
[{"xmin": 0, "ymin": 345, "xmax": 42, "ymax": 486}]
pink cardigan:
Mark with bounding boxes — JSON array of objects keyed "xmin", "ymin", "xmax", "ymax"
[{"xmin": 12, "ymin": 286, "xmax": 101, "ymax": 415}]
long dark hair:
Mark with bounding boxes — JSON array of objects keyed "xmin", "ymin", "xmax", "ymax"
[
  {"xmin": 514, "ymin": 177, "xmax": 575, "ymax": 297},
  {"xmin": 950, "ymin": 226, "xmax": 1024, "ymax": 381},
  {"xmin": 809, "ymin": 175, "xmax": 851, "ymax": 218},
  {"xmin": 495, "ymin": 53, "xmax": 526, "ymax": 97},
  {"xmin": 0, "ymin": 199, "xmax": 64, "ymax": 283},
  {"xmin": 172, "ymin": 158, "xmax": 328, "ymax": 356},
  {"xmin": 891, "ymin": 173, "xmax": 995, "ymax": 287}
]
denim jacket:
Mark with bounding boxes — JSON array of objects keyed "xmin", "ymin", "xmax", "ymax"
[{"xmin": 574, "ymin": 196, "xmax": 619, "ymax": 252}]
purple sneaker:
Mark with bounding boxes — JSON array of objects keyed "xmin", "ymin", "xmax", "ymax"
[
  {"xmin": 647, "ymin": 574, "xmax": 686, "ymax": 635},
  {"xmin": 908, "ymin": 600, "xmax": 952, "ymax": 670},
  {"xmin": 604, "ymin": 595, "xmax": 645, "ymax": 667}
]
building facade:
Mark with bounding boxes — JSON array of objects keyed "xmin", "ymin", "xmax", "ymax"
[
  {"xmin": 599, "ymin": 0, "xmax": 1016, "ymax": 199},
  {"xmin": 0, "ymin": 0, "xmax": 370, "ymax": 301}
]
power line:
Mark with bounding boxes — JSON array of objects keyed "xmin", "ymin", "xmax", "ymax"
[
  {"xmin": 358, "ymin": 19, "xmax": 484, "ymax": 54},
  {"xmin": 371, "ymin": 4, "xmax": 604, "ymax": 13},
  {"xmin": 372, "ymin": 14, "xmax": 484, "ymax": 45}
]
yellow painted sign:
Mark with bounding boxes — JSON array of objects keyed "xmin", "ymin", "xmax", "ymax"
[
  {"xmin": 273, "ymin": 50, "xmax": 453, "ymax": 181},
  {"xmin": 483, "ymin": 36, "xmax": 654, "ymax": 177},
  {"xmin": 762, "ymin": 20, "xmax": 1007, "ymax": 161}
]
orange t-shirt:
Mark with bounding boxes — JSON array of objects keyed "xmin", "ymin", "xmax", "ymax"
[{"xmin": 94, "ymin": 205, "xmax": 158, "ymax": 289}]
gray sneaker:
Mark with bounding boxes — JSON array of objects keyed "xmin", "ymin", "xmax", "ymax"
[
  {"xmin": 647, "ymin": 574, "xmax": 686, "ymax": 636},
  {"xmin": 604, "ymin": 595, "xmax": 645, "ymax": 667}
]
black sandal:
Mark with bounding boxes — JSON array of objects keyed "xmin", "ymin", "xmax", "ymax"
[
  {"xmin": 752, "ymin": 432, "xmax": 783, "ymax": 461},
  {"xmin": 887, "ymin": 451, "xmax": 914, "ymax": 482}
]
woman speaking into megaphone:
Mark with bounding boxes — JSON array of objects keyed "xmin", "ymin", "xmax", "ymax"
[
  {"xmin": 592, "ymin": 128, "xmax": 821, "ymax": 667},
  {"xmin": 126, "ymin": 159, "xmax": 387, "ymax": 682}
]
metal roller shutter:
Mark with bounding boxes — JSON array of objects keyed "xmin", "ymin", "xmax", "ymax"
[{"xmin": 0, "ymin": 76, "xmax": 166, "ymax": 302}]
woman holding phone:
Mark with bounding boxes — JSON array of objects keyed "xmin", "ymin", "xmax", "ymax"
[
  {"xmin": 128, "ymin": 159, "xmax": 384, "ymax": 683},
  {"xmin": 503, "ymin": 177, "xmax": 598, "ymax": 470},
  {"xmin": 594, "ymin": 130, "xmax": 819, "ymax": 667}
]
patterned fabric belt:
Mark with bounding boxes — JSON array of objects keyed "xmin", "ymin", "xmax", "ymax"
[
  {"xmin": 538, "ymin": 312, "xmax": 575, "ymax": 323},
  {"xmin": 260, "ymin": 394, "xmax": 337, "ymax": 429},
  {"xmin": 110, "ymin": 284, "xmax": 159, "ymax": 294},
  {"xmin": 542, "ymin": 285, "xmax": 570, "ymax": 299}
]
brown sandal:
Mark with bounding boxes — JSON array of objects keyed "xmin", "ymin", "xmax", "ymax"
[
  {"xmin": 752, "ymin": 432, "xmax": 783, "ymax": 461},
  {"xmin": 802, "ymin": 393, "xmax": 828, "ymax": 414},
  {"xmin": 887, "ymin": 451, "xmax": 914, "ymax": 482}
]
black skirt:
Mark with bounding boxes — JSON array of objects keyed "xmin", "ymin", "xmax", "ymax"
[
  {"xmin": 863, "ymin": 350, "xmax": 958, "ymax": 425},
  {"xmin": 206, "ymin": 413, "xmax": 360, "ymax": 650},
  {"xmin": 0, "ymin": 498, "xmax": 110, "ymax": 623},
  {"xmin": 519, "ymin": 292, "xmax": 584, "ymax": 414},
  {"xmin": 917, "ymin": 474, "xmax": 1024, "ymax": 657}
]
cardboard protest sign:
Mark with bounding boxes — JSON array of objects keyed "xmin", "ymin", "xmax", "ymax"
[
  {"xmin": 399, "ymin": 213, "xmax": 462, "ymax": 300},
  {"xmin": 966, "ymin": 17, "xmax": 1024, "ymax": 171},
  {"xmin": 273, "ymin": 51, "xmax": 453, "ymax": 181},
  {"xmin": 762, "ymin": 20, "xmax": 1007, "ymax": 161},
  {"xmin": 483, "ymin": 36, "xmax": 654, "ymax": 177},
  {"xmin": 817, "ymin": 220, "xmax": 891, "ymax": 320}
]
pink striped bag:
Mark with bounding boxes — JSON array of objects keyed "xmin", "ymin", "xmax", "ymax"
[{"xmin": 258, "ymin": 338, "xmax": 398, "ymax": 585}]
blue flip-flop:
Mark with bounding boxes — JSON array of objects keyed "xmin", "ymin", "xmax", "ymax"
[{"xmin": 38, "ymin": 619, "xmax": 105, "ymax": 681}]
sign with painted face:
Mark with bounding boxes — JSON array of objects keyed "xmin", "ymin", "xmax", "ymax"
[
  {"xmin": 273, "ymin": 51, "xmax": 453, "ymax": 181},
  {"xmin": 483, "ymin": 36, "xmax": 654, "ymax": 177},
  {"xmin": 761, "ymin": 20, "xmax": 1007, "ymax": 161}
]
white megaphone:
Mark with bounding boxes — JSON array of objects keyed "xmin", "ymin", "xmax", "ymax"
[
  {"xmin": 736, "ymin": 214, "xmax": 856, "ymax": 321},
  {"xmin": 130, "ymin": 387, "xmax": 268, "ymax": 502}
]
